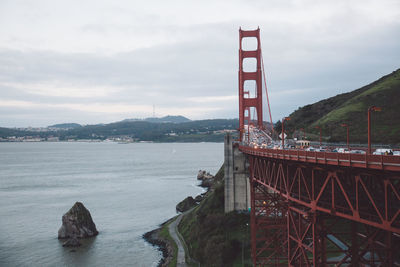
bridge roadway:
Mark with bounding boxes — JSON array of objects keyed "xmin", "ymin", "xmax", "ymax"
[
  {"xmin": 240, "ymin": 145, "xmax": 400, "ymax": 172},
  {"xmin": 239, "ymin": 144, "xmax": 400, "ymax": 266}
]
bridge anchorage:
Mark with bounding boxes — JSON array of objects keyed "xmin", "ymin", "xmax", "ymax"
[{"xmin": 237, "ymin": 28, "xmax": 400, "ymax": 266}]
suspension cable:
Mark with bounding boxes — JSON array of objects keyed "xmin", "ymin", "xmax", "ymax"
[{"xmin": 260, "ymin": 47, "xmax": 274, "ymax": 133}]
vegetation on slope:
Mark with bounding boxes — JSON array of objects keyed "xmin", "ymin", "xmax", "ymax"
[
  {"xmin": 159, "ymin": 221, "xmax": 178, "ymax": 267},
  {"xmin": 0, "ymin": 119, "xmax": 239, "ymax": 142},
  {"xmin": 178, "ymin": 165, "xmax": 252, "ymax": 267},
  {"xmin": 284, "ymin": 69, "xmax": 400, "ymax": 144}
]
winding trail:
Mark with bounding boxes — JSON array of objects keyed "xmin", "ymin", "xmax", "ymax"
[{"xmin": 168, "ymin": 213, "xmax": 186, "ymax": 267}]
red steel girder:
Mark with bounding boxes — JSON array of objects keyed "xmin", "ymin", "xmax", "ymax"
[
  {"xmin": 287, "ymin": 206, "xmax": 400, "ymax": 266},
  {"xmin": 250, "ymin": 173, "xmax": 288, "ymax": 266},
  {"xmin": 248, "ymin": 155, "xmax": 400, "ymax": 266},
  {"xmin": 250, "ymin": 155, "xmax": 400, "ymax": 234},
  {"xmin": 240, "ymin": 145, "xmax": 400, "ymax": 172}
]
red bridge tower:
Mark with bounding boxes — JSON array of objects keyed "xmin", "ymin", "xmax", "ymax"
[{"xmin": 239, "ymin": 28, "xmax": 263, "ymax": 141}]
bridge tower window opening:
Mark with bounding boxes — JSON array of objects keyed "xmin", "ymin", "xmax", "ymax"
[
  {"xmin": 243, "ymin": 80, "xmax": 257, "ymax": 98},
  {"xmin": 241, "ymin": 36, "xmax": 258, "ymax": 51},
  {"xmin": 248, "ymin": 107, "xmax": 258, "ymax": 124},
  {"xmin": 242, "ymin": 57, "xmax": 258, "ymax": 73},
  {"xmin": 244, "ymin": 109, "xmax": 250, "ymax": 125}
]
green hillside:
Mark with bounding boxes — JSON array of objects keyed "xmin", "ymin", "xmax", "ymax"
[
  {"xmin": 178, "ymin": 166, "xmax": 252, "ymax": 266},
  {"xmin": 284, "ymin": 69, "xmax": 400, "ymax": 144},
  {"xmin": 0, "ymin": 119, "xmax": 239, "ymax": 142}
]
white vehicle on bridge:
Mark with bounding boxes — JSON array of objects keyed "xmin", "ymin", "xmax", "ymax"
[
  {"xmin": 337, "ymin": 148, "xmax": 350, "ymax": 153},
  {"xmin": 373, "ymin": 148, "xmax": 393, "ymax": 155}
]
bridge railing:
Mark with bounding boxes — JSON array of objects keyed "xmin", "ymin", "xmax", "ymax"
[{"xmin": 239, "ymin": 145, "xmax": 400, "ymax": 171}]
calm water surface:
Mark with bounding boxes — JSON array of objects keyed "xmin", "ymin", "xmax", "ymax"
[{"xmin": 0, "ymin": 142, "xmax": 223, "ymax": 267}]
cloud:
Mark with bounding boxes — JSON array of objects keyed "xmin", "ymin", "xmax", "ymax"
[{"xmin": 0, "ymin": 0, "xmax": 399, "ymax": 126}]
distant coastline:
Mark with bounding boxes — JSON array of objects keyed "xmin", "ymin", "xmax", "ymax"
[{"xmin": 0, "ymin": 118, "xmax": 239, "ymax": 143}]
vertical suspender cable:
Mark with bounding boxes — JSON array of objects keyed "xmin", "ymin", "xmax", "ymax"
[{"xmin": 260, "ymin": 48, "xmax": 274, "ymax": 133}]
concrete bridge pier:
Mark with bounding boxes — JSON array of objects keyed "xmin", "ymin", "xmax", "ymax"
[{"xmin": 224, "ymin": 133, "xmax": 250, "ymax": 213}]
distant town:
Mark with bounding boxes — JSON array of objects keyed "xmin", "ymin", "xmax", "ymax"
[{"xmin": 0, "ymin": 116, "xmax": 239, "ymax": 143}]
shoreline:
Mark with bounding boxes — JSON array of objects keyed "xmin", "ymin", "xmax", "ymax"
[
  {"xmin": 143, "ymin": 217, "xmax": 176, "ymax": 267},
  {"xmin": 143, "ymin": 179, "xmax": 212, "ymax": 266},
  {"xmin": 143, "ymin": 167, "xmax": 217, "ymax": 266}
]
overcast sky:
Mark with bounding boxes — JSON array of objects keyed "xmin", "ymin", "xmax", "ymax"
[{"xmin": 0, "ymin": 0, "xmax": 399, "ymax": 127}]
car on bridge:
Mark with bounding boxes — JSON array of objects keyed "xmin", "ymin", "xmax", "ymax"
[
  {"xmin": 373, "ymin": 148, "xmax": 393, "ymax": 155},
  {"xmin": 337, "ymin": 148, "xmax": 350, "ymax": 153}
]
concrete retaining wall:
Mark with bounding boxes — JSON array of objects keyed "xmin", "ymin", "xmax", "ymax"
[{"xmin": 224, "ymin": 133, "xmax": 250, "ymax": 213}]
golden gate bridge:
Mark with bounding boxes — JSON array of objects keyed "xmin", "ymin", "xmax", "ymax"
[{"xmin": 237, "ymin": 28, "xmax": 400, "ymax": 266}]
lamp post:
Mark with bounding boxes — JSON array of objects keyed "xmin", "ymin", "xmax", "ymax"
[
  {"xmin": 281, "ymin": 117, "xmax": 291, "ymax": 149},
  {"xmin": 300, "ymin": 128, "xmax": 306, "ymax": 140},
  {"xmin": 341, "ymin": 123, "xmax": 350, "ymax": 150},
  {"xmin": 242, "ymin": 222, "xmax": 249, "ymax": 266},
  {"xmin": 368, "ymin": 106, "xmax": 382, "ymax": 154},
  {"xmin": 315, "ymin": 125, "xmax": 322, "ymax": 147}
]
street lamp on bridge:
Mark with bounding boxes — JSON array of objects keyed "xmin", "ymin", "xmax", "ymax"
[
  {"xmin": 300, "ymin": 128, "xmax": 306, "ymax": 140},
  {"xmin": 368, "ymin": 106, "xmax": 382, "ymax": 154},
  {"xmin": 315, "ymin": 125, "xmax": 322, "ymax": 148},
  {"xmin": 341, "ymin": 123, "xmax": 350, "ymax": 150},
  {"xmin": 281, "ymin": 117, "xmax": 291, "ymax": 148}
]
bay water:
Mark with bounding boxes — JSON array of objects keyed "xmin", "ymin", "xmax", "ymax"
[{"xmin": 0, "ymin": 142, "xmax": 223, "ymax": 266}]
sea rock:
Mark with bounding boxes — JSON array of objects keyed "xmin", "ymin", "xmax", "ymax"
[
  {"xmin": 194, "ymin": 194, "xmax": 203, "ymax": 203},
  {"xmin": 197, "ymin": 170, "xmax": 214, "ymax": 180},
  {"xmin": 62, "ymin": 237, "xmax": 81, "ymax": 247},
  {"xmin": 176, "ymin": 196, "xmax": 196, "ymax": 213},
  {"xmin": 58, "ymin": 202, "xmax": 98, "ymax": 240},
  {"xmin": 200, "ymin": 178, "xmax": 214, "ymax": 188}
]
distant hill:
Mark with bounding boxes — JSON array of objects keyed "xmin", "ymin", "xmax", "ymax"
[
  {"xmin": 0, "ymin": 119, "xmax": 238, "ymax": 142},
  {"xmin": 284, "ymin": 69, "xmax": 400, "ymax": 144},
  {"xmin": 65, "ymin": 118, "xmax": 237, "ymax": 142},
  {"xmin": 123, "ymin": 115, "xmax": 191, "ymax": 124},
  {"xmin": 144, "ymin": 115, "xmax": 191, "ymax": 123},
  {"xmin": 48, "ymin": 123, "xmax": 82, "ymax": 129}
]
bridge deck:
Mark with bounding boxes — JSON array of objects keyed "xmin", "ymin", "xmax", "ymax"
[{"xmin": 239, "ymin": 145, "xmax": 400, "ymax": 172}]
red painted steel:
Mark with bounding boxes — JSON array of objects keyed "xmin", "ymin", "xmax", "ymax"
[
  {"xmin": 239, "ymin": 28, "xmax": 263, "ymax": 141},
  {"xmin": 246, "ymin": 149, "xmax": 400, "ymax": 233},
  {"xmin": 240, "ymin": 146, "xmax": 400, "ymax": 172},
  {"xmin": 250, "ymin": 177, "xmax": 288, "ymax": 266},
  {"xmin": 237, "ymin": 28, "xmax": 400, "ymax": 266},
  {"xmin": 247, "ymin": 153, "xmax": 400, "ymax": 265}
]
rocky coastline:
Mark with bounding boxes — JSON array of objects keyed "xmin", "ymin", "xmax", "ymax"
[
  {"xmin": 143, "ymin": 169, "xmax": 215, "ymax": 267},
  {"xmin": 143, "ymin": 219, "xmax": 175, "ymax": 267}
]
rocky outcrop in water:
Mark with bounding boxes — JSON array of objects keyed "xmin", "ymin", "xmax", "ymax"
[
  {"xmin": 58, "ymin": 202, "xmax": 98, "ymax": 246},
  {"xmin": 197, "ymin": 170, "xmax": 215, "ymax": 188},
  {"xmin": 197, "ymin": 170, "xmax": 214, "ymax": 180},
  {"xmin": 176, "ymin": 196, "xmax": 196, "ymax": 213}
]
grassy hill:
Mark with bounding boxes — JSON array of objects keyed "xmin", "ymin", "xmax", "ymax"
[
  {"xmin": 284, "ymin": 69, "xmax": 400, "ymax": 144},
  {"xmin": 178, "ymin": 165, "xmax": 252, "ymax": 266}
]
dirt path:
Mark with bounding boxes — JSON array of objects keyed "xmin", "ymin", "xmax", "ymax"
[{"xmin": 168, "ymin": 214, "xmax": 186, "ymax": 267}]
